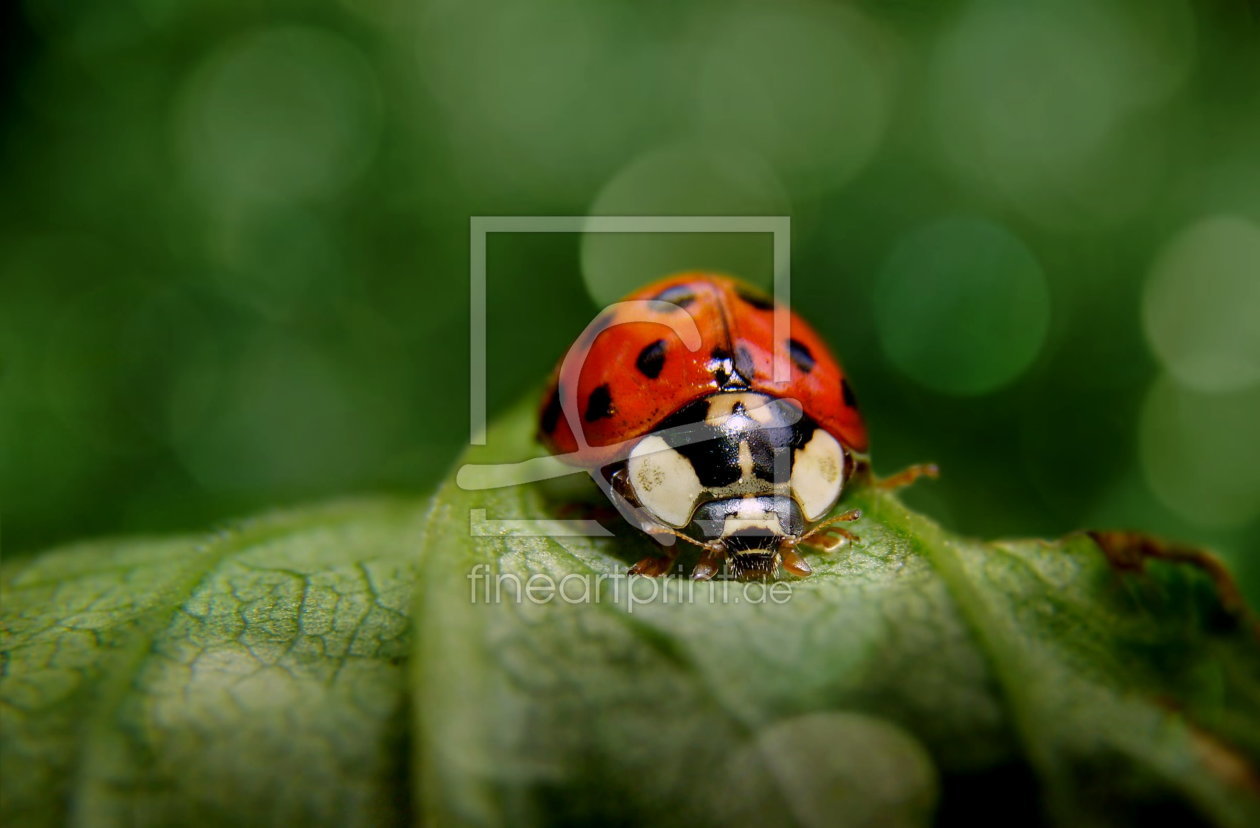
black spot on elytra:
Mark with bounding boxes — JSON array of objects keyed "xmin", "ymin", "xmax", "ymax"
[
  {"xmin": 584, "ymin": 384, "xmax": 614, "ymax": 422},
  {"xmin": 788, "ymin": 339, "xmax": 815, "ymax": 374},
  {"xmin": 540, "ymin": 386, "xmax": 562, "ymax": 434},
  {"xmin": 652, "ymin": 284, "xmax": 696, "ymax": 310},
  {"xmin": 736, "ymin": 286, "xmax": 775, "ymax": 311},
  {"xmin": 636, "ymin": 339, "xmax": 667, "ymax": 379},
  {"xmin": 842, "ymin": 378, "xmax": 858, "ymax": 409}
]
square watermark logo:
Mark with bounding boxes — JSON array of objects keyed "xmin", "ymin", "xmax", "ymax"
[{"xmin": 468, "ymin": 215, "xmax": 792, "ymax": 446}]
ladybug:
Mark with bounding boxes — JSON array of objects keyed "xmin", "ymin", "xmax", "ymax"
[{"xmin": 538, "ymin": 273, "xmax": 932, "ymax": 580}]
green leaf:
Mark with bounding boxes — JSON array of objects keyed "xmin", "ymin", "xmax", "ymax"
[
  {"xmin": 415, "ymin": 400, "xmax": 1260, "ymax": 827},
  {"xmin": 5, "ymin": 399, "xmax": 1260, "ymax": 826},
  {"xmin": 2, "ymin": 499, "xmax": 424, "ymax": 827}
]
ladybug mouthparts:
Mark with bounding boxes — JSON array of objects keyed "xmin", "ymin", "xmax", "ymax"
[
  {"xmin": 727, "ymin": 551, "xmax": 780, "ymax": 580},
  {"xmin": 721, "ymin": 528, "xmax": 785, "ymax": 580}
]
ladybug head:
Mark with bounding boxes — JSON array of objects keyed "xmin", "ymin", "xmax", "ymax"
[{"xmin": 691, "ymin": 497, "xmax": 804, "ymax": 580}]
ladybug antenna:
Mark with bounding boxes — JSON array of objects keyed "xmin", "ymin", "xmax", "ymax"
[
  {"xmin": 654, "ymin": 526, "xmax": 722, "ymax": 552},
  {"xmin": 796, "ymin": 508, "xmax": 863, "ymax": 544}
]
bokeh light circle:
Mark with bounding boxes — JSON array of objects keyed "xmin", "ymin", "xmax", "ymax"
[
  {"xmin": 581, "ymin": 145, "xmax": 790, "ymax": 306},
  {"xmin": 1142, "ymin": 214, "xmax": 1260, "ymax": 393},
  {"xmin": 695, "ymin": 0, "xmax": 894, "ymax": 194},
  {"xmin": 175, "ymin": 26, "xmax": 382, "ymax": 208},
  {"xmin": 1140, "ymin": 375, "xmax": 1260, "ymax": 528},
  {"xmin": 929, "ymin": 0, "xmax": 1194, "ymax": 210},
  {"xmin": 171, "ymin": 336, "xmax": 366, "ymax": 491},
  {"xmin": 208, "ymin": 208, "xmax": 345, "ymax": 318},
  {"xmin": 874, "ymin": 218, "xmax": 1050, "ymax": 396},
  {"xmin": 416, "ymin": 0, "xmax": 652, "ymax": 202}
]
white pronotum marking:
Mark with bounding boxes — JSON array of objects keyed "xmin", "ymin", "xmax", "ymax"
[
  {"xmin": 628, "ymin": 435, "xmax": 704, "ymax": 527},
  {"xmin": 790, "ymin": 429, "xmax": 845, "ymax": 521}
]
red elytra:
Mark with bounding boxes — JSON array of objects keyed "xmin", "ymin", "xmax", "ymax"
[{"xmin": 538, "ymin": 273, "xmax": 868, "ymax": 469}]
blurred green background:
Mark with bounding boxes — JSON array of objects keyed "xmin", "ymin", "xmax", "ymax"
[{"xmin": 2, "ymin": 0, "xmax": 1258, "ymax": 598}]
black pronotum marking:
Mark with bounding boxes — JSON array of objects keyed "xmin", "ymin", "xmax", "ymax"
[
  {"xmin": 540, "ymin": 385, "xmax": 563, "ymax": 434},
  {"xmin": 652, "ymin": 284, "xmax": 696, "ymax": 310},
  {"xmin": 655, "ymin": 396, "xmax": 817, "ymax": 488},
  {"xmin": 584, "ymin": 384, "xmax": 615, "ymax": 422},
  {"xmin": 636, "ymin": 339, "xmax": 667, "ymax": 379},
  {"xmin": 841, "ymin": 378, "xmax": 858, "ymax": 409},
  {"xmin": 654, "ymin": 399, "xmax": 741, "ymax": 488},
  {"xmin": 735, "ymin": 286, "xmax": 775, "ymax": 311},
  {"xmin": 788, "ymin": 338, "xmax": 816, "ymax": 374}
]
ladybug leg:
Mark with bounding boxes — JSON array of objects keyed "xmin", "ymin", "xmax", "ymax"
[
  {"xmin": 628, "ymin": 548, "xmax": 679, "ymax": 578},
  {"xmin": 798, "ymin": 508, "xmax": 863, "ymax": 552},
  {"xmin": 690, "ymin": 544, "xmax": 726, "ymax": 581},
  {"xmin": 874, "ymin": 463, "xmax": 939, "ymax": 491},
  {"xmin": 779, "ymin": 545, "xmax": 813, "ymax": 578},
  {"xmin": 804, "ymin": 526, "xmax": 859, "ymax": 553},
  {"xmin": 632, "ymin": 529, "xmax": 724, "ymax": 579}
]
